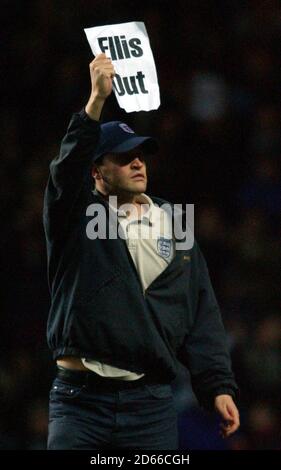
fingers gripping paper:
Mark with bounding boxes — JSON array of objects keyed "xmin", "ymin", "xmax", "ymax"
[{"xmin": 84, "ymin": 22, "xmax": 160, "ymax": 113}]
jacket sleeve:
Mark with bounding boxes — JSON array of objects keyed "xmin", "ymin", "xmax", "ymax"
[
  {"xmin": 178, "ymin": 243, "xmax": 239, "ymax": 410},
  {"xmin": 43, "ymin": 109, "xmax": 101, "ymax": 240}
]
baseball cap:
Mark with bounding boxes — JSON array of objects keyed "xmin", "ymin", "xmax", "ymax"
[{"xmin": 93, "ymin": 121, "xmax": 158, "ymax": 162}]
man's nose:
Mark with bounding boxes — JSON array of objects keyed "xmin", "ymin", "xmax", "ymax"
[{"xmin": 131, "ymin": 157, "xmax": 143, "ymax": 167}]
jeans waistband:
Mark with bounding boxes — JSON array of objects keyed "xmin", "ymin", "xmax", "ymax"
[{"xmin": 56, "ymin": 367, "xmax": 169, "ymax": 391}]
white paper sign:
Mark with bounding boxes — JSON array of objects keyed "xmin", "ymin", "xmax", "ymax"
[{"xmin": 84, "ymin": 21, "xmax": 160, "ymax": 113}]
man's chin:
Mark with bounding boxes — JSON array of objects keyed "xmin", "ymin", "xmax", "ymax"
[{"xmin": 128, "ymin": 182, "xmax": 147, "ymax": 193}]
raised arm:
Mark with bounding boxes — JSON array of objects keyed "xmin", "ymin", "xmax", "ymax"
[
  {"xmin": 85, "ymin": 53, "xmax": 115, "ymax": 120},
  {"xmin": 43, "ymin": 54, "xmax": 115, "ymax": 241}
]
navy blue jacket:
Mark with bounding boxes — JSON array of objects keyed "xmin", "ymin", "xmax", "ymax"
[{"xmin": 43, "ymin": 109, "xmax": 238, "ymax": 409}]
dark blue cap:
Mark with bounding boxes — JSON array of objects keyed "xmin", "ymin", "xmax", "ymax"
[{"xmin": 93, "ymin": 121, "xmax": 158, "ymax": 162}]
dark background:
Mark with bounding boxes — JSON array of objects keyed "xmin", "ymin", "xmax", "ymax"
[{"xmin": 1, "ymin": 0, "xmax": 280, "ymax": 449}]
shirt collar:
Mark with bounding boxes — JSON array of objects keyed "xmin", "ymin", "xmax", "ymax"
[
  {"xmin": 92, "ymin": 189, "xmax": 156, "ymax": 224},
  {"xmin": 110, "ymin": 193, "xmax": 154, "ymax": 224}
]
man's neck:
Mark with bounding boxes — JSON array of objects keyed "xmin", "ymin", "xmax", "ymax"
[
  {"xmin": 96, "ymin": 189, "xmax": 147, "ymax": 218},
  {"xmin": 96, "ymin": 189, "xmax": 140, "ymax": 208}
]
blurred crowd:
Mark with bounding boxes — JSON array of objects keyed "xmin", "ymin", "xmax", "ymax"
[{"xmin": 1, "ymin": 0, "xmax": 280, "ymax": 450}]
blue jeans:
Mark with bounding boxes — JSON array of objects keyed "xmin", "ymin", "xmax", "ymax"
[{"xmin": 48, "ymin": 376, "xmax": 179, "ymax": 450}]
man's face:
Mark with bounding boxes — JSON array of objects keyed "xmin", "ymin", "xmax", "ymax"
[{"xmin": 93, "ymin": 146, "xmax": 148, "ymax": 196}]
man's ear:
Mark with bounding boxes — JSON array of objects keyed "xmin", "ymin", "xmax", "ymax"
[{"xmin": 92, "ymin": 164, "xmax": 102, "ymax": 180}]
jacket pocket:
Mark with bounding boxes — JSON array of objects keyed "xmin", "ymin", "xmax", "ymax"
[{"xmin": 75, "ymin": 270, "xmax": 122, "ymax": 306}]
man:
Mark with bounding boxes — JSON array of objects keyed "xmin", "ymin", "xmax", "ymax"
[{"xmin": 43, "ymin": 53, "xmax": 239, "ymax": 450}]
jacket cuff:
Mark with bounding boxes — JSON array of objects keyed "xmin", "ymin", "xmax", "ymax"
[
  {"xmin": 198, "ymin": 386, "xmax": 240, "ymax": 411},
  {"xmin": 78, "ymin": 108, "xmax": 101, "ymax": 126}
]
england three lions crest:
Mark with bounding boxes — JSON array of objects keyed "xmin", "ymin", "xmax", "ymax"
[{"xmin": 157, "ymin": 237, "xmax": 172, "ymax": 259}]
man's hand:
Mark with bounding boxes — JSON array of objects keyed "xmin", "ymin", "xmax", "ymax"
[
  {"xmin": 85, "ymin": 53, "xmax": 115, "ymax": 121},
  {"xmin": 214, "ymin": 394, "xmax": 240, "ymax": 438}
]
